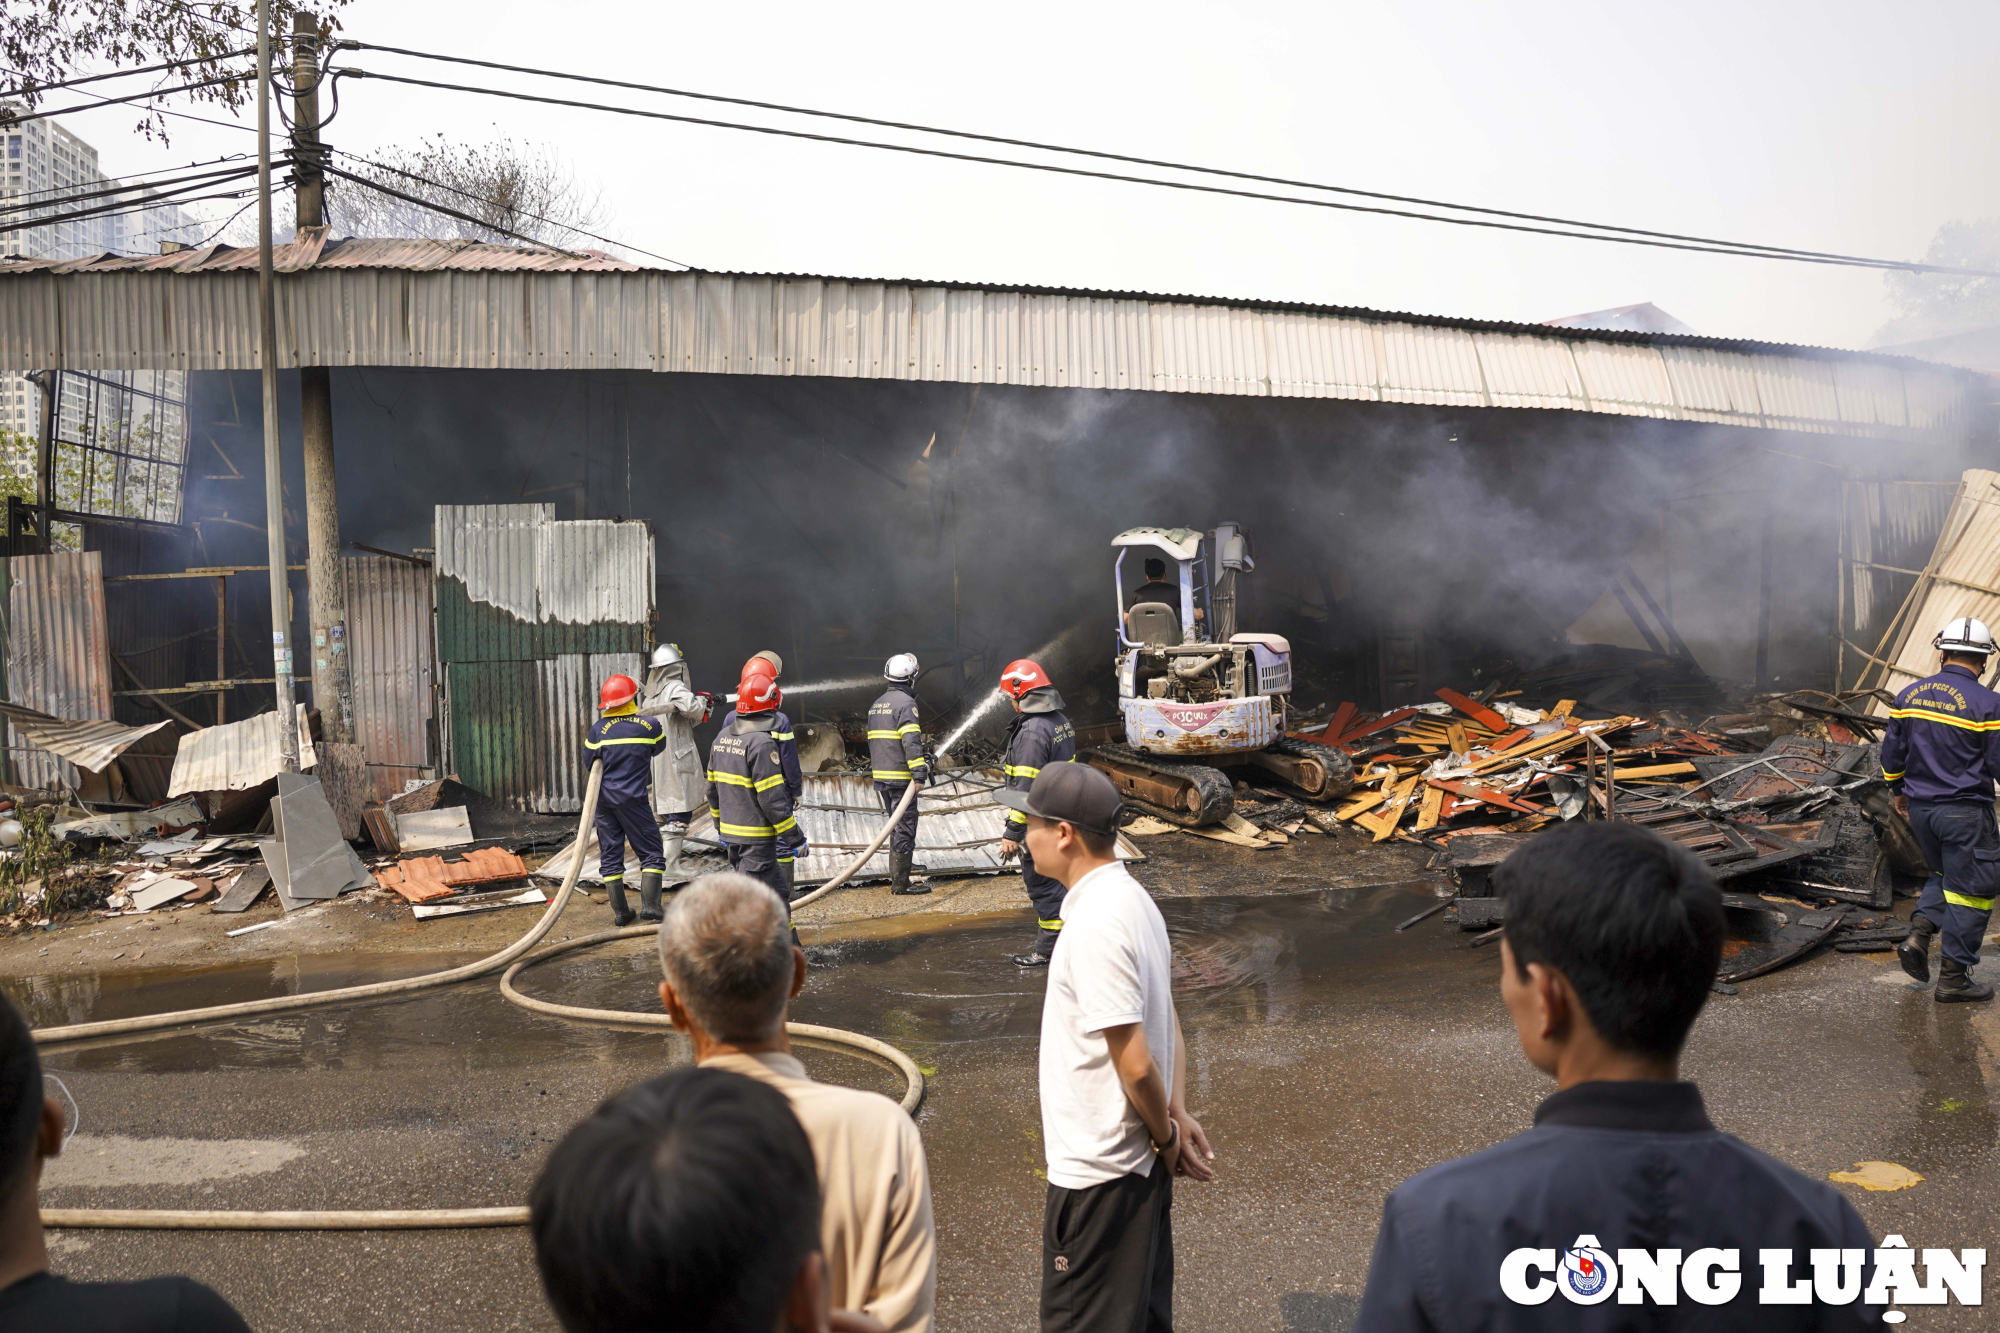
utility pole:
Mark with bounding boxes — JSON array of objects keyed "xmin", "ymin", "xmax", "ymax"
[
  {"xmin": 257, "ymin": 0, "xmax": 300, "ymax": 770},
  {"xmin": 291, "ymin": 9, "xmax": 353, "ymax": 743}
]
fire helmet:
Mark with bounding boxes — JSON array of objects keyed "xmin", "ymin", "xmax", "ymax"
[
  {"xmin": 1934, "ymin": 617, "xmax": 1998, "ymax": 657},
  {"xmin": 737, "ymin": 664, "xmax": 782, "ymax": 714},
  {"xmin": 599, "ymin": 674, "xmax": 639, "ymax": 710},
  {"xmin": 999, "ymin": 659, "xmax": 1053, "ymax": 701},
  {"xmin": 650, "ymin": 643, "xmax": 684, "ymax": 669},
  {"xmin": 884, "ymin": 652, "xmax": 919, "ymax": 683},
  {"xmin": 751, "ymin": 649, "xmax": 784, "ymax": 677}
]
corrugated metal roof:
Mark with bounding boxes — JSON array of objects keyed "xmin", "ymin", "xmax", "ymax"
[
  {"xmin": 342, "ymin": 555, "xmax": 434, "ymax": 801},
  {"xmin": 166, "ymin": 703, "xmax": 317, "ymax": 796},
  {"xmin": 1866, "ymin": 470, "xmax": 2000, "ymax": 702},
  {"xmin": 0, "ymin": 231, "xmax": 641, "ymax": 275},
  {"xmin": 0, "ymin": 702, "xmax": 168, "ymax": 774},
  {"xmin": 0, "ymin": 262, "xmax": 1978, "ymax": 444},
  {"xmin": 4, "ymin": 553, "xmax": 113, "ymax": 789}
]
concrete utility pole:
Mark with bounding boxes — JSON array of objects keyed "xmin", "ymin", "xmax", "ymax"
[
  {"xmin": 257, "ymin": 0, "xmax": 300, "ymax": 770},
  {"xmin": 292, "ymin": 10, "xmax": 353, "ymax": 743}
]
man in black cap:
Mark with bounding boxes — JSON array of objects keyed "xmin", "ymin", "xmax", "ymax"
[{"xmin": 1000, "ymin": 762, "xmax": 1215, "ymax": 1333}]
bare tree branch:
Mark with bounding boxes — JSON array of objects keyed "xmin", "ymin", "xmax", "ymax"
[{"xmin": 323, "ymin": 136, "xmax": 612, "ymax": 252}]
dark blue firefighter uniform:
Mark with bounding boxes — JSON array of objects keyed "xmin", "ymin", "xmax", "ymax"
[
  {"xmin": 707, "ymin": 718, "xmax": 807, "ymax": 906},
  {"xmin": 1003, "ymin": 709, "xmax": 1076, "ymax": 957},
  {"xmin": 585, "ymin": 711, "xmax": 668, "ymax": 886},
  {"xmin": 720, "ymin": 706, "xmax": 803, "ymax": 799},
  {"xmin": 1880, "ymin": 662, "xmax": 2000, "ymax": 968},
  {"xmin": 1354, "ymin": 1081, "xmax": 1876, "ymax": 1332},
  {"xmin": 868, "ymin": 686, "xmax": 928, "ymax": 857}
]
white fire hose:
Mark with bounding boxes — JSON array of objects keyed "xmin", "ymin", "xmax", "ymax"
[{"xmin": 36, "ymin": 762, "xmax": 928, "ymax": 1231}]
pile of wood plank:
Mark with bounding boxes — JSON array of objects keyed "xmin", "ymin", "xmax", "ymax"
[{"xmin": 1296, "ymin": 687, "xmax": 1735, "ymax": 845}]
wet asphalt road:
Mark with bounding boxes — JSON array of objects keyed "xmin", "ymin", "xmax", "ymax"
[{"xmin": 8, "ymin": 858, "xmax": 1998, "ymax": 1332}]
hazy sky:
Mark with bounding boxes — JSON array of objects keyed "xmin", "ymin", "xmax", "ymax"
[{"xmin": 56, "ymin": 0, "xmax": 2000, "ymax": 350}]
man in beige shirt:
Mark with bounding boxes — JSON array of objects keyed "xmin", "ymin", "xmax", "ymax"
[{"xmin": 657, "ymin": 872, "xmax": 937, "ymax": 1333}]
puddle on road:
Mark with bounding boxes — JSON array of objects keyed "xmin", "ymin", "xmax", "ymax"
[{"xmin": 2, "ymin": 883, "xmax": 1471, "ymax": 1086}]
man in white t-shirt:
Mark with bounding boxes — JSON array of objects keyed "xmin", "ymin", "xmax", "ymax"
[{"xmin": 999, "ymin": 761, "xmax": 1215, "ymax": 1333}]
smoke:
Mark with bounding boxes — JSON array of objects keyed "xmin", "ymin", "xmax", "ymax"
[{"xmin": 938, "ymin": 621, "xmax": 1094, "ymax": 755}]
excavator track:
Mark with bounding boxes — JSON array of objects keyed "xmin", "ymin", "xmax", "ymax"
[
  {"xmin": 1082, "ymin": 745, "xmax": 1236, "ymax": 828},
  {"xmin": 1249, "ymin": 735, "xmax": 1356, "ymax": 803}
]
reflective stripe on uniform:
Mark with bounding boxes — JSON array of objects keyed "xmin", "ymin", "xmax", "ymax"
[
  {"xmin": 873, "ymin": 769, "xmax": 913, "ymax": 781},
  {"xmin": 1885, "ymin": 706, "xmax": 2000, "ymax": 732},
  {"xmin": 603, "ymin": 872, "xmax": 624, "ymax": 881},
  {"xmin": 718, "ymin": 820, "xmax": 776, "ymax": 838},
  {"xmin": 1945, "ymin": 890, "xmax": 1996, "ymax": 911},
  {"xmin": 776, "ymin": 855, "xmax": 794, "ymax": 864},
  {"xmin": 899, "ymin": 723, "xmax": 921, "ymax": 735},
  {"xmin": 773, "ymin": 815, "xmax": 798, "ymax": 834},
  {"xmin": 1005, "ymin": 764, "xmax": 1041, "ymax": 779},
  {"xmin": 773, "ymin": 730, "xmax": 795, "ymax": 741},
  {"xmin": 1037, "ymin": 918, "xmax": 1063, "ymax": 930},
  {"xmin": 867, "ymin": 729, "xmax": 902, "ymax": 740},
  {"xmin": 586, "ymin": 735, "xmax": 663, "ymax": 749},
  {"xmin": 1881, "ymin": 768, "xmax": 1905, "ymax": 781},
  {"xmin": 753, "ymin": 774, "xmax": 786, "ymax": 792},
  {"xmin": 709, "ymin": 771, "xmax": 754, "ymax": 788}
]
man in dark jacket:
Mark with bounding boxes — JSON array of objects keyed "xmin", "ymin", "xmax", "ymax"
[
  {"xmin": 995, "ymin": 658, "xmax": 1077, "ymax": 967},
  {"xmin": 868, "ymin": 654, "xmax": 930, "ymax": 896},
  {"xmin": 718, "ymin": 650, "xmax": 803, "ymax": 801},
  {"xmin": 1355, "ymin": 822, "xmax": 1876, "ymax": 1332},
  {"xmin": 586, "ymin": 673, "xmax": 670, "ymax": 927},
  {"xmin": 1881, "ymin": 617, "xmax": 2000, "ymax": 1002}
]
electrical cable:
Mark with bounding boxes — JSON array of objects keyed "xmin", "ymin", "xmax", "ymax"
[
  {"xmin": 37, "ymin": 761, "xmax": 928, "ymax": 1230},
  {"xmin": 3, "ymin": 73, "xmax": 253, "ymax": 128},
  {"xmin": 336, "ymin": 68, "xmax": 1996, "ymax": 278},
  {"xmin": 0, "ymin": 161, "xmax": 256, "ymax": 220},
  {"xmin": 0, "ymin": 49, "xmax": 256, "ymax": 102},
  {"xmin": 0, "ymin": 172, "xmax": 259, "ymax": 238},
  {"xmin": 318, "ymin": 161, "xmax": 588, "ymax": 255},
  {"xmin": 339, "ymin": 41, "xmax": 1993, "ymax": 278}
]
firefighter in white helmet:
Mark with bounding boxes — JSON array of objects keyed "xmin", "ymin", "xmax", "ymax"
[
  {"xmin": 867, "ymin": 653, "xmax": 932, "ymax": 895},
  {"xmin": 634, "ymin": 643, "xmax": 718, "ymax": 884},
  {"xmin": 1883, "ymin": 616, "xmax": 2000, "ymax": 1002}
]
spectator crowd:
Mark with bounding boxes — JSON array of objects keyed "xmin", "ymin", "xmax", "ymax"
[{"xmin": 0, "ymin": 763, "xmax": 1891, "ymax": 1332}]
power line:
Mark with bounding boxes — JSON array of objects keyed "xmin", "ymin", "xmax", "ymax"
[
  {"xmin": 0, "ymin": 175, "xmax": 260, "ymax": 238},
  {"xmin": 0, "ymin": 49, "xmax": 255, "ymax": 102},
  {"xmin": 0, "ymin": 161, "xmax": 255, "ymax": 220},
  {"xmin": 340, "ymin": 68, "xmax": 1995, "ymax": 278},
  {"xmin": 341, "ymin": 41, "xmax": 1973, "ymax": 276},
  {"xmin": 324, "ymin": 146, "xmax": 689, "ymax": 267},
  {"xmin": 1, "ymin": 73, "xmax": 252, "ymax": 127},
  {"xmin": 318, "ymin": 162, "xmax": 593, "ymax": 256}
]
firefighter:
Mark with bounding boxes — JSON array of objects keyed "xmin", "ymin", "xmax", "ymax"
[
  {"xmin": 707, "ymin": 662, "xmax": 808, "ymax": 906},
  {"xmin": 995, "ymin": 659, "xmax": 1077, "ymax": 967},
  {"xmin": 1885, "ymin": 617, "xmax": 2000, "ymax": 1003},
  {"xmin": 586, "ymin": 673, "xmax": 669, "ymax": 927},
  {"xmin": 717, "ymin": 650, "xmax": 802, "ymax": 802},
  {"xmin": 868, "ymin": 653, "xmax": 932, "ymax": 895},
  {"xmin": 634, "ymin": 643, "xmax": 719, "ymax": 881}
]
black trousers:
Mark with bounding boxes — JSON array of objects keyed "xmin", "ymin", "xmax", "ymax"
[
  {"xmin": 594, "ymin": 792, "xmax": 663, "ymax": 880},
  {"xmin": 1041, "ymin": 1164, "xmax": 1172, "ymax": 1333},
  {"xmin": 875, "ymin": 781, "xmax": 921, "ymax": 857},
  {"xmin": 725, "ymin": 841, "xmax": 790, "ymax": 906},
  {"xmin": 1021, "ymin": 845, "xmax": 1066, "ymax": 957}
]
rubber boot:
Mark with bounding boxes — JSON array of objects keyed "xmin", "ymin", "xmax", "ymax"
[
  {"xmin": 638, "ymin": 869, "xmax": 665, "ymax": 922},
  {"xmin": 1934, "ymin": 956, "xmax": 1994, "ymax": 1004},
  {"xmin": 1897, "ymin": 915, "xmax": 1937, "ymax": 983},
  {"xmin": 659, "ymin": 834, "xmax": 684, "ymax": 883},
  {"xmin": 889, "ymin": 849, "xmax": 931, "ymax": 896},
  {"xmin": 779, "ymin": 859, "xmax": 797, "ymax": 902},
  {"xmin": 606, "ymin": 877, "xmax": 637, "ymax": 928}
]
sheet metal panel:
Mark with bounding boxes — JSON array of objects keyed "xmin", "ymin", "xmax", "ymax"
[
  {"xmin": 5, "ymin": 552, "xmax": 113, "ymax": 789},
  {"xmin": 537, "ymin": 518, "xmax": 654, "ymax": 633},
  {"xmin": 1868, "ymin": 470, "xmax": 2000, "ymax": 701},
  {"xmin": 791, "ymin": 770, "xmax": 1016, "ymax": 885},
  {"xmin": 0, "ymin": 703, "xmax": 168, "ymax": 774},
  {"xmin": 0, "ymin": 267, "xmax": 1978, "ymax": 444},
  {"xmin": 434, "ymin": 504, "xmax": 547, "ymax": 663},
  {"xmin": 166, "ymin": 703, "xmax": 316, "ymax": 796},
  {"xmin": 444, "ymin": 659, "xmax": 546, "ymax": 811},
  {"xmin": 342, "ymin": 555, "xmax": 434, "ymax": 802}
]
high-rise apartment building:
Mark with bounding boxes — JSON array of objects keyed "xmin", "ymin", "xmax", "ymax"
[{"xmin": 1, "ymin": 107, "xmax": 193, "ymax": 473}]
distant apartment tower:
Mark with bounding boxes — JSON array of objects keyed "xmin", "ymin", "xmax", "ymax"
[{"xmin": 1, "ymin": 106, "xmax": 192, "ymax": 474}]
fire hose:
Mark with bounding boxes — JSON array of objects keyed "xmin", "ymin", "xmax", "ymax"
[{"xmin": 35, "ymin": 762, "xmax": 927, "ymax": 1231}]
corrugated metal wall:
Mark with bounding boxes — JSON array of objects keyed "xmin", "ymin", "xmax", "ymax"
[
  {"xmin": 3, "ymin": 552, "xmax": 113, "ymax": 788},
  {"xmin": 1862, "ymin": 470, "xmax": 2000, "ymax": 701},
  {"xmin": 435, "ymin": 505, "xmax": 654, "ymax": 811},
  {"xmin": 343, "ymin": 555, "xmax": 435, "ymax": 802},
  {"xmin": 0, "ymin": 269, "xmax": 1975, "ymax": 445}
]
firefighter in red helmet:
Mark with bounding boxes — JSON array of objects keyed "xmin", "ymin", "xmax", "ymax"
[
  {"xmin": 585, "ymin": 673, "xmax": 670, "ymax": 926},
  {"xmin": 995, "ymin": 658, "xmax": 1077, "ymax": 966},
  {"xmin": 707, "ymin": 663, "xmax": 809, "ymax": 906}
]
